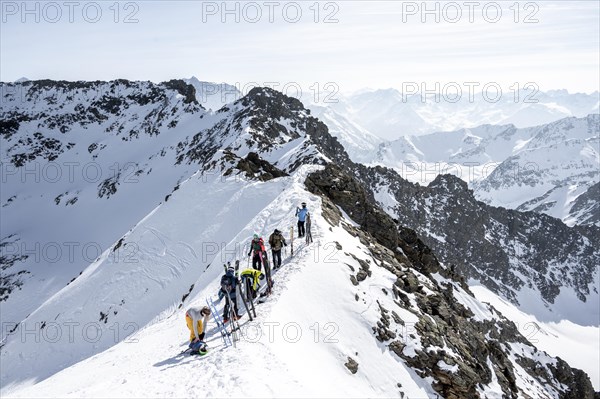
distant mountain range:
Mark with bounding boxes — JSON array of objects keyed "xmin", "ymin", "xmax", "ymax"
[
  {"xmin": 302, "ymin": 87, "xmax": 599, "ymax": 141},
  {"xmin": 369, "ymin": 115, "xmax": 600, "ymax": 227}
]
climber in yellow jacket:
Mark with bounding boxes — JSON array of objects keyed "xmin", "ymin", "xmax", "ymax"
[{"xmin": 240, "ymin": 268, "xmax": 264, "ymax": 299}]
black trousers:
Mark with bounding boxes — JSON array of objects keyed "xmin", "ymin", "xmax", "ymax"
[
  {"xmin": 252, "ymin": 253, "xmax": 263, "ymax": 271},
  {"xmin": 298, "ymin": 220, "xmax": 305, "ymax": 237},
  {"xmin": 223, "ymin": 294, "xmax": 239, "ymax": 318},
  {"xmin": 272, "ymin": 249, "xmax": 282, "ymax": 268}
]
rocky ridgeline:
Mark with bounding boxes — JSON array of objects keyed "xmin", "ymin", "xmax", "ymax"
[
  {"xmin": 176, "ymin": 87, "xmax": 352, "ymax": 172},
  {"xmin": 306, "ymin": 164, "xmax": 596, "ymax": 399},
  {"xmin": 1, "ymin": 79, "xmax": 202, "ymax": 168},
  {"xmin": 353, "ymin": 164, "xmax": 599, "ymax": 315}
]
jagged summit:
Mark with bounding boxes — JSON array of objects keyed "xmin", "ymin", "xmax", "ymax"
[
  {"xmin": 428, "ymin": 173, "xmax": 471, "ymax": 193},
  {"xmin": 175, "ymin": 85, "xmax": 351, "ymax": 173}
]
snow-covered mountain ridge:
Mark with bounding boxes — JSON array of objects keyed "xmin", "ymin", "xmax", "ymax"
[
  {"xmin": 140, "ymin": 79, "xmax": 599, "ymax": 228},
  {"xmin": 1, "ymin": 80, "xmax": 597, "ymax": 397}
]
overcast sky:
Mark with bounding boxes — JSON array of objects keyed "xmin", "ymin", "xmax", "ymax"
[{"xmin": 1, "ymin": 1, "xmax": 599, "ymax": 93}]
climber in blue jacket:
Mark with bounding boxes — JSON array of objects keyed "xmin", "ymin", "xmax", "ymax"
[{"xmin": 295, "ymin": 202, "xmax": 309, "ymax": 238}]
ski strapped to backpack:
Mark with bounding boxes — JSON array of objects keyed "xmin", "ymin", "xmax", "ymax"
[
  {"xmin": 242, "ymin": 276, "xmax": 257, "ymax": 318},
  {"xmin": 262, "ymin": 251, "xmax": 273, "ymax": 295},
  {"xmin": 290, "ymin": 226, "xmax": 294, "ymax": 256},
  {"xmin": 223, "ymin": 293, "xmax": 240, "ymax": 347},
  {"xmin": 234, "ymin": 260, "xmax": 253, "ymax": 322},
  {"xmin": 305, "ymin": 213, "xmax": 313, "ymax": 244}
]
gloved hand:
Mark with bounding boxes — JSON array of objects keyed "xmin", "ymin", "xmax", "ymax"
[
  {"xmin": 217, "ymin": 290, "xmax": 224, "ymax": 302},
  {"xmin": 284, "ymin": 243, "xmax": 288, "ymax": 247}
]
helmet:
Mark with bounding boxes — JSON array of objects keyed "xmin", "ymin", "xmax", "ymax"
[
  {"xmin": 259, "ymin": 273, "xmax": 265, "ymax": 280},
  {"xmin": 274, "ymin": 229, "xmax": 280, "ymax": 234},
  {"xmin": 201, "ymin": 306, "xmax": 211, "ymax": 316},
  {"xmin": 301, "ymin": 202, "xmax": 306, "ymax": 207},
  {"xmin": 198, "ymin": 343, "xmax": 208, "ymax": 355},
  {"xmin": 253, "ymin": 233, "xmax": 259, "ymax": 239},
  {"xmin": 227, "ymin": 266, "xmax": 235, "ymax": 273}
]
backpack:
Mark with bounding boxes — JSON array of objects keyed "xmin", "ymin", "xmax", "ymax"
[
  {"xmin": 270, "ymin": 233, "xmax": 284, "ymax": 250},
  {"xmin": 252, "ymin": 238, "xmax": 264, "ymax": 253},
  {"xmin": 189, "ymin": 340, "xmax": 208, "ymax": 354}
]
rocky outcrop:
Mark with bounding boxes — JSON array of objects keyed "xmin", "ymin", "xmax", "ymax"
[
  {"xmin": 0, "ymin": 235, "xmax": 31, "ymax": 302},
  {"xmin": 306, "ymin": 164, "xmax": 596, "ymax": 399},
  {"xmin": 232, "ymin": 151, "xmax": 289, "ymax": 181},
  {"xmin": 162, "ymin": 79, "xmax": 199, "ymax": 105},
  {"xmin": 344, "ymin": 357, "xmax": 359, "ymax": 374},
  {"xmin": 306, "ymin": 164, "xmax": 462, "ymax": 284},
  {"xmin": 1, "ymin": 79, "xmax": 204, "ymax": 168}
]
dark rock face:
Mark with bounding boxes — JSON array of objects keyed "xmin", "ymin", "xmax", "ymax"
[
  {"xmin": 306, "ymin": 165, "xmax": 462, "ymax": 285},
  {"xmin": 344, "ymin": 357, "xmax": 359, "ymax": 374},
  {"xmin": 162, "ymin": 79, "xmax": 199, "ymax": 105},
  {"xmin": 549, "ymin": 359, "xmax": 596, "ymax": 399},
  {"xmin": 232, "ymin": 152, "xmax": 289, "ymax": 181},
  {"xmin": 8, "ymin": 132, "xmax": 64, "ymax": 167},
  {"xmin": 97, "ymin": 174, "xmax": 120, "ymax": 199},
  {"xmin": 275, "ymin": 100, "xmax": 596, "ymax": 320},
  {"xmin": 306, "ymin": 164, "xmax": 596, "ymax": 399},
  {"xmin": 279, "ymin": 94, "xmax": 596, "ymax": 321},
  {"xmin": 0, "ymin": 235, "xmax": 31, "ymax": 302},
  {"xmin": 354, "ymin": 165, "xmax": 599, "ymax": 316}
]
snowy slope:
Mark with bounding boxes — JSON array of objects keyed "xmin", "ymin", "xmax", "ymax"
[
  {"xmin": 0, "ymin": 81, "xmax": 350, "ymax": 333},
  {"xmin": 2, "ymin": 167, "xmax": 439, "ymax": 398},
  {"xmin": 0, "ymin": 165, "xmax": 302, "ymax": 394},
  {"xmin": 1, "ymin": 80, "xmax": 214, "ymax": 327},
  {"xmin": 4, "ymin": 165, "xmax": 594, "ymax": 398}
]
